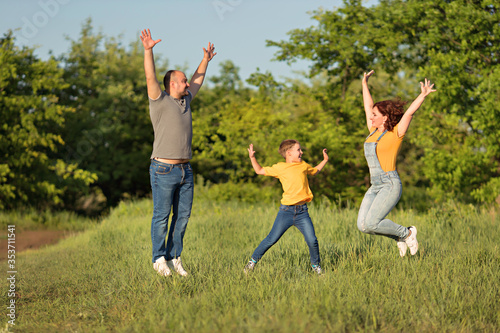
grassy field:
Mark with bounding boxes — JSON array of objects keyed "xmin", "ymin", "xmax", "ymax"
[{"xmin": 2, "ymin": 198, "xmax": 500, "ymax": 332}]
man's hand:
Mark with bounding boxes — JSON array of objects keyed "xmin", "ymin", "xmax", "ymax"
[
  {"xmin": 140, "ymin": 29, "xmax": 161, "ymax": 50},
  {"xmin": 203, "ymin": 42, "xmax": 217, "ymax": 62}
]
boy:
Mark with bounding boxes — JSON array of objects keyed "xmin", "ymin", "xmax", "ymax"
[{"xmin": 245, "ymin": 140, "xmax": 329, "ymax": 274}]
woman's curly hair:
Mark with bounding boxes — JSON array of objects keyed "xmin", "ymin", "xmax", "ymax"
[{"xmin": 373, "ymin": 98, "xmax": 408, "ymax": 132}]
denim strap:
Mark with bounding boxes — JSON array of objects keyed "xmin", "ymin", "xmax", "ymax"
[{"xmin": 366, "ymin": 129, "xmax": 387, "ymax": 142}]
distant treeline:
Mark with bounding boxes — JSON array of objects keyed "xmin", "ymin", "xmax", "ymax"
[{"xmin": 1, "ymin": 0, "xmax": 499, "ymax": 214}]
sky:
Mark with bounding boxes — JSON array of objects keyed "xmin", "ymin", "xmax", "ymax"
[{"xmin": 0, "ymin": 0, "xmax": 378, "ymax": 83}]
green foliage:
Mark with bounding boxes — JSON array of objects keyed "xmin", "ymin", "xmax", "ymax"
[
  {"xmin": 267, "ymin": 0, "xmax": 380, "ymax": 94},
  {"xmin": 7, "ymin": 199, "xmax": 500, "ymax": 331},
  {"xmin": 267, "ymin": 0, "xmax": 500, "ymax": 204},
  {"xmin": 389, "ymin": 0, "xmax": 500, "ymax": 203},
  {"xmin": 57, "ymin": 19, "xmax": 161, "ymax": 207},
  {"xmin": 192, "ymin": 61, "xmax": 369, "ymax": 205},
  {"xmin": 0, "ymin": 32, "xmax": 96, "ymax": 210},
  {"xmin": 2, "ymin": 1, "xmax": 500, "ymax": 213},
  {"xmin": 195, "ymin": 175, "xmax": 281, "ymax": 204}
]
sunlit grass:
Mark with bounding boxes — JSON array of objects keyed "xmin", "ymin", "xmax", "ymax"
[{"xmin": 3, "ymin": 199, "xmax": 500, "ymax": 332}]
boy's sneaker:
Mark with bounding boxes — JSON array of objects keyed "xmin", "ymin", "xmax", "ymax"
[
  {"xmin": 405, "ymin": 226, "xmax": 419, "ymax": 255},
  {"xmin": 244, "ymin": 259, "xmax": 257, "ymax": 274},
  {"xmin": 312, "ymin": 264, "xmax": 322, "ymax": 275},
  {"xmin": 167, "ymin": 257, "xmax": 188, "ymax": 277},
  {"xmin": 153, "ymin": 257, "xmax": 171, "ymax": 277},
  {"xmin": 397, "ymin": 240, "xmax": 408, "ymax": 257}
]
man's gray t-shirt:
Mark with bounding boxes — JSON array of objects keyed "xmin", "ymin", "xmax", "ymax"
[{"xmin": 149, "ymin": 90, "xmax": 193, "ymax": 160}]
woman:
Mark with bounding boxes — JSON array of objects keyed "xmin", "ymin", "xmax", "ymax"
[{"xmin": 357, "ymin": 70, "xmax": 436, "ymax": 257}]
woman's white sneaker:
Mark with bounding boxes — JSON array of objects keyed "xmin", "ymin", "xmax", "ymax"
[
  {"xmin": 405, "ymin": 226, "xmax": 419, "ymax": 255},
  {"xmin": 397, "ymin": 240, "xmax": 408, "ymax": 257}
]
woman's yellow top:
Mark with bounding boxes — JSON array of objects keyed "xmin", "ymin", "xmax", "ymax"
[{"xmin": 365, "ymin": 124, "xmax": 405, "ymax": 172}]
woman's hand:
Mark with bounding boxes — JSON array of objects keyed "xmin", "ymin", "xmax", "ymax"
[
  {"xmin": 420, "ymin": 78, "xmax": 436, "ymax": 97},
  {"xmin": 362, "ymin": 70, "xmax": 374, "ymax": 85}
]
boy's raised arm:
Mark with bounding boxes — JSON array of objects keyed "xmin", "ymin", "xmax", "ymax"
[
  {"xmin": 314, "ymin": 148, "xmax": 329, "ymax": 173},
  {"xmin": 248, "ymin": 144, "xmax": 266, "ymax": 175}
]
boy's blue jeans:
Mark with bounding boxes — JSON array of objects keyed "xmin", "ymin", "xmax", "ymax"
[
  {"xmin": 149, "ymin": 159, "xmax": 193, "ymax": 263},
  {"xmin": 251, "ymin": 204, "xmax": 320, "ymax": 265}
]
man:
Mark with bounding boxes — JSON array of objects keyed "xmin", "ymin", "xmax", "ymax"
[{"xmin": 140, "ymin": 29, "xmax": 216, "ymax": 277}]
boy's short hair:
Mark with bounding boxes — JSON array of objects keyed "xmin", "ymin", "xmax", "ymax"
[{"xmin": 278, "ymin": 139, "xmax": 299, "ymax": 159}]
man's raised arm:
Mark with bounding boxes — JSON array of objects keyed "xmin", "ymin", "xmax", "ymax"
[
  {"xmin": 188, "ymin": 42, "xmax": 217, "ymax": 99},
  {"xmin": 140, "ymin": 29, "xmax": 162, "ymax": 100}
]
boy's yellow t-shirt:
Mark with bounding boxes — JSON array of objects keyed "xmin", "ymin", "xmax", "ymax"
[
  {"xmin": 263, "ymin": 161, "xmax": 318, "ymax": 205},
  {"xmin": 365, "ymin": 124, "xmax": 405, "ymax": 172}
]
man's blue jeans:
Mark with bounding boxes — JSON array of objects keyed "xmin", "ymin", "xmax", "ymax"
[
  {"xmin": 251, "ymin": 204, "xmax": 320, "ymax": 265},
  {"xmin": 150, "ymin": 159, "xmax": 193, "ymax": 263}
]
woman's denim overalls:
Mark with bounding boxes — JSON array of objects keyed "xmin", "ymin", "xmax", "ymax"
[{"xmin": 356, "ymin": 129, "xmax": 409, "ymax": 241}]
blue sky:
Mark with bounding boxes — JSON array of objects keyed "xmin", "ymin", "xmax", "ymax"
[{"xmin": 1, "ymin": 0, "xmax": 378, "ymax": 82}]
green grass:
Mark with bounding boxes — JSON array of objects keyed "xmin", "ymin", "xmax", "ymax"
[
  {"xmin": 0, "ymin": 208, "xmax": 98, "ymax": 233},
  {"xmin": 3, "ymin": 199, "xmax": 500, "ymax": 332}
]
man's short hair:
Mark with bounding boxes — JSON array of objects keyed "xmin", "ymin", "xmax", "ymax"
[
  {"xmin": 278, "ymin": 139, "xmax": 299, "ymax": 159},
  {"xmin": 163, "ymin": 70, "xmax": 176, "ymax": 93}
]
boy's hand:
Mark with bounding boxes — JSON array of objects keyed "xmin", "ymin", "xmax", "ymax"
[
  {"xmin": 248, "ymin": 144, "xmax": 265, "ymax": 175},
  {"xmin": 314, "ymin": 148, "xmax": 329, "ymax": 173},
  {"xmin": 248, "ymin": 144, "xmax": 256, "ymax": 158}
]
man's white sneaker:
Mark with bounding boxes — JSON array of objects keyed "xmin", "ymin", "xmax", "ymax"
[
  {"xmin": 405, "ymin": 226, "xmax": 419, "ymax": 255},
  {"xmin": 153, "ymin": 257, "xmax": 171, "ymax": 277},
  {"xmin": 167, "ymin": 257, "xmax": 188, "ymax": 277},
  {"xmin": 397, "ymin": 240, "xmax": 408, "ymax": 257}
]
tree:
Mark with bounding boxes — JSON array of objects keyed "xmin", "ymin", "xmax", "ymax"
[
  {"xmin": 266, "ymin": 0, "xmax": 500, "ymax": 204},
  {"xmin": 0, "ymin": 32, "xmax": 96, "ymax": 210},
  {"xmin": 399, "ymin": 0, "xmax": 500, "ymax": 203},
  {"xmin": 266, "ymin": 0, "xmax": 382, "ymax": 99},
  {"xmin": 58, "ymin": 20, "xmax": 163, "ymax": 208}
]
